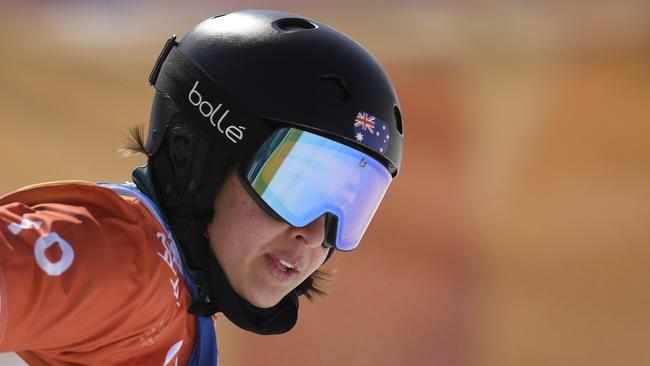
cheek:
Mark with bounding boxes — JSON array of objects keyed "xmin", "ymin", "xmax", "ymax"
[
  {"xmin": 208, "ymin": 182, "xmax": 248, "ymax": 265},
  {"xmin": 207, "ymin": 174, "xmax": 283, "ymax": 279},
  {"xmin": 210, "ymin": 179, "xmax": 264, "ymax": 243},
  {"xmin": 210, "ymin": 204, "xmax": 262, "ymax": 262},
  {"xmin": 305, "ymin": 248, "xmax": 330, "ymax": 277}
]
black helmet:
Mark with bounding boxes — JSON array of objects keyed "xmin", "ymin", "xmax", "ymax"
[
  {"xmin": 139, "ymin": 9, "xmax": 404, "ymax": 332},
  {"xmin": 147, "ymin": 9, "xmax": 403, "ymax": 178}
]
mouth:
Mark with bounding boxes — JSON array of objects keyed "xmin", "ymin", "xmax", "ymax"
[{"xmin": 264, "ymin": 253, "xmax": 301, "ymax": 284}]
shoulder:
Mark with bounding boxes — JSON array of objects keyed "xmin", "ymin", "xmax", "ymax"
[
  {"xmin": 0, "ymin": 181, "xmax": 195, "ymax": 352},
  {"xmin": 0, "ymin": 180, "xmax": 187, "ymax": 288},
  {"xmin": 0, "ymin": 181, "xmax": 164, "ymax": 275},
  {"xmin": 1, "ymin": 181, "xmax": 150, "ymax": 222},
  {"xmin": 0, "ymin": 181, "xmax": 175, "ymax": 299}
]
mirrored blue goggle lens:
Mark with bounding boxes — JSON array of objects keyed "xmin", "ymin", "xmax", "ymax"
[{"xmin": 245, "ymin": 128, "xmax": 392, "ymax": 251}]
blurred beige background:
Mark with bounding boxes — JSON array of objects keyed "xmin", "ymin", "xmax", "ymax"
[{"xmin": 1, "ymin": 1, "xmax": 649, "ymax": 365}]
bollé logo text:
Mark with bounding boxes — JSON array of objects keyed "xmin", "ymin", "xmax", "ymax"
[{"xmin": 188, "ymin": 80, "xmax": 246, "ymax": 143}]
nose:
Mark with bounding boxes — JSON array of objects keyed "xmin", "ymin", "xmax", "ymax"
[{"xmin": 290, "ymin": 215, "xmax": 326, "ymax": 248}]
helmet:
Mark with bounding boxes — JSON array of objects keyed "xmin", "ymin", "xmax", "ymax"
[
  {"xmin": 147, "ymin": 9, "xmax": 403, "ymax": 175},
  {"xmin": 146, "ymin": 8, "xmax": 404, "ymax": 241},
  {"xmin": 140, "ymin": 8, "xmax": 405, "ymax": 332}
]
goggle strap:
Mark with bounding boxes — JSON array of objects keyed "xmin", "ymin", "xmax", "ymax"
[
  {"xmin": 148, "ymin": 35, "xmax": 178, "ymax": 86},
  {"xmin": 324, "ymin": 213, "xmax": 339, "ymax": 249},
  {"xmin": 149, "ymin": 35, "xmax": 271, "ymax": 162}
]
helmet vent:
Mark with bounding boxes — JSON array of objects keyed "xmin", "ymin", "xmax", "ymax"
[
  {"xmin": 320, "ymin": 74, "xmax": 349, "ymax": 101},
  {"xmin": 394, "ymin": 105, "xmax": 404, "ymax": 135},
  {"xmin": 273, "ymin": 18, "xmax": 317, "ymax": 32}
]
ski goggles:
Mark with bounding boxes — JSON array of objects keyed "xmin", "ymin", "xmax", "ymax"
[{"xmin": 243, "ymin": 127, "xmax": 392, "ymax": 251}]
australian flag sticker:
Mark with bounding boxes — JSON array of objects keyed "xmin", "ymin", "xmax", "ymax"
[{"xmin": 354, "ymin": 111, "xmax": 390, "ymax": 153}]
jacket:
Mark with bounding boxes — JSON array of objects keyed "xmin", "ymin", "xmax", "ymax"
[{"xmin": 0, "ymin": 181, "xmax": 218, "ymax": 365}]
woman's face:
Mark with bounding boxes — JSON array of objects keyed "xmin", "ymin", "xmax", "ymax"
[{"xmin": 207, "ymin": 168, "xmax": 329, "ymax": 308}]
